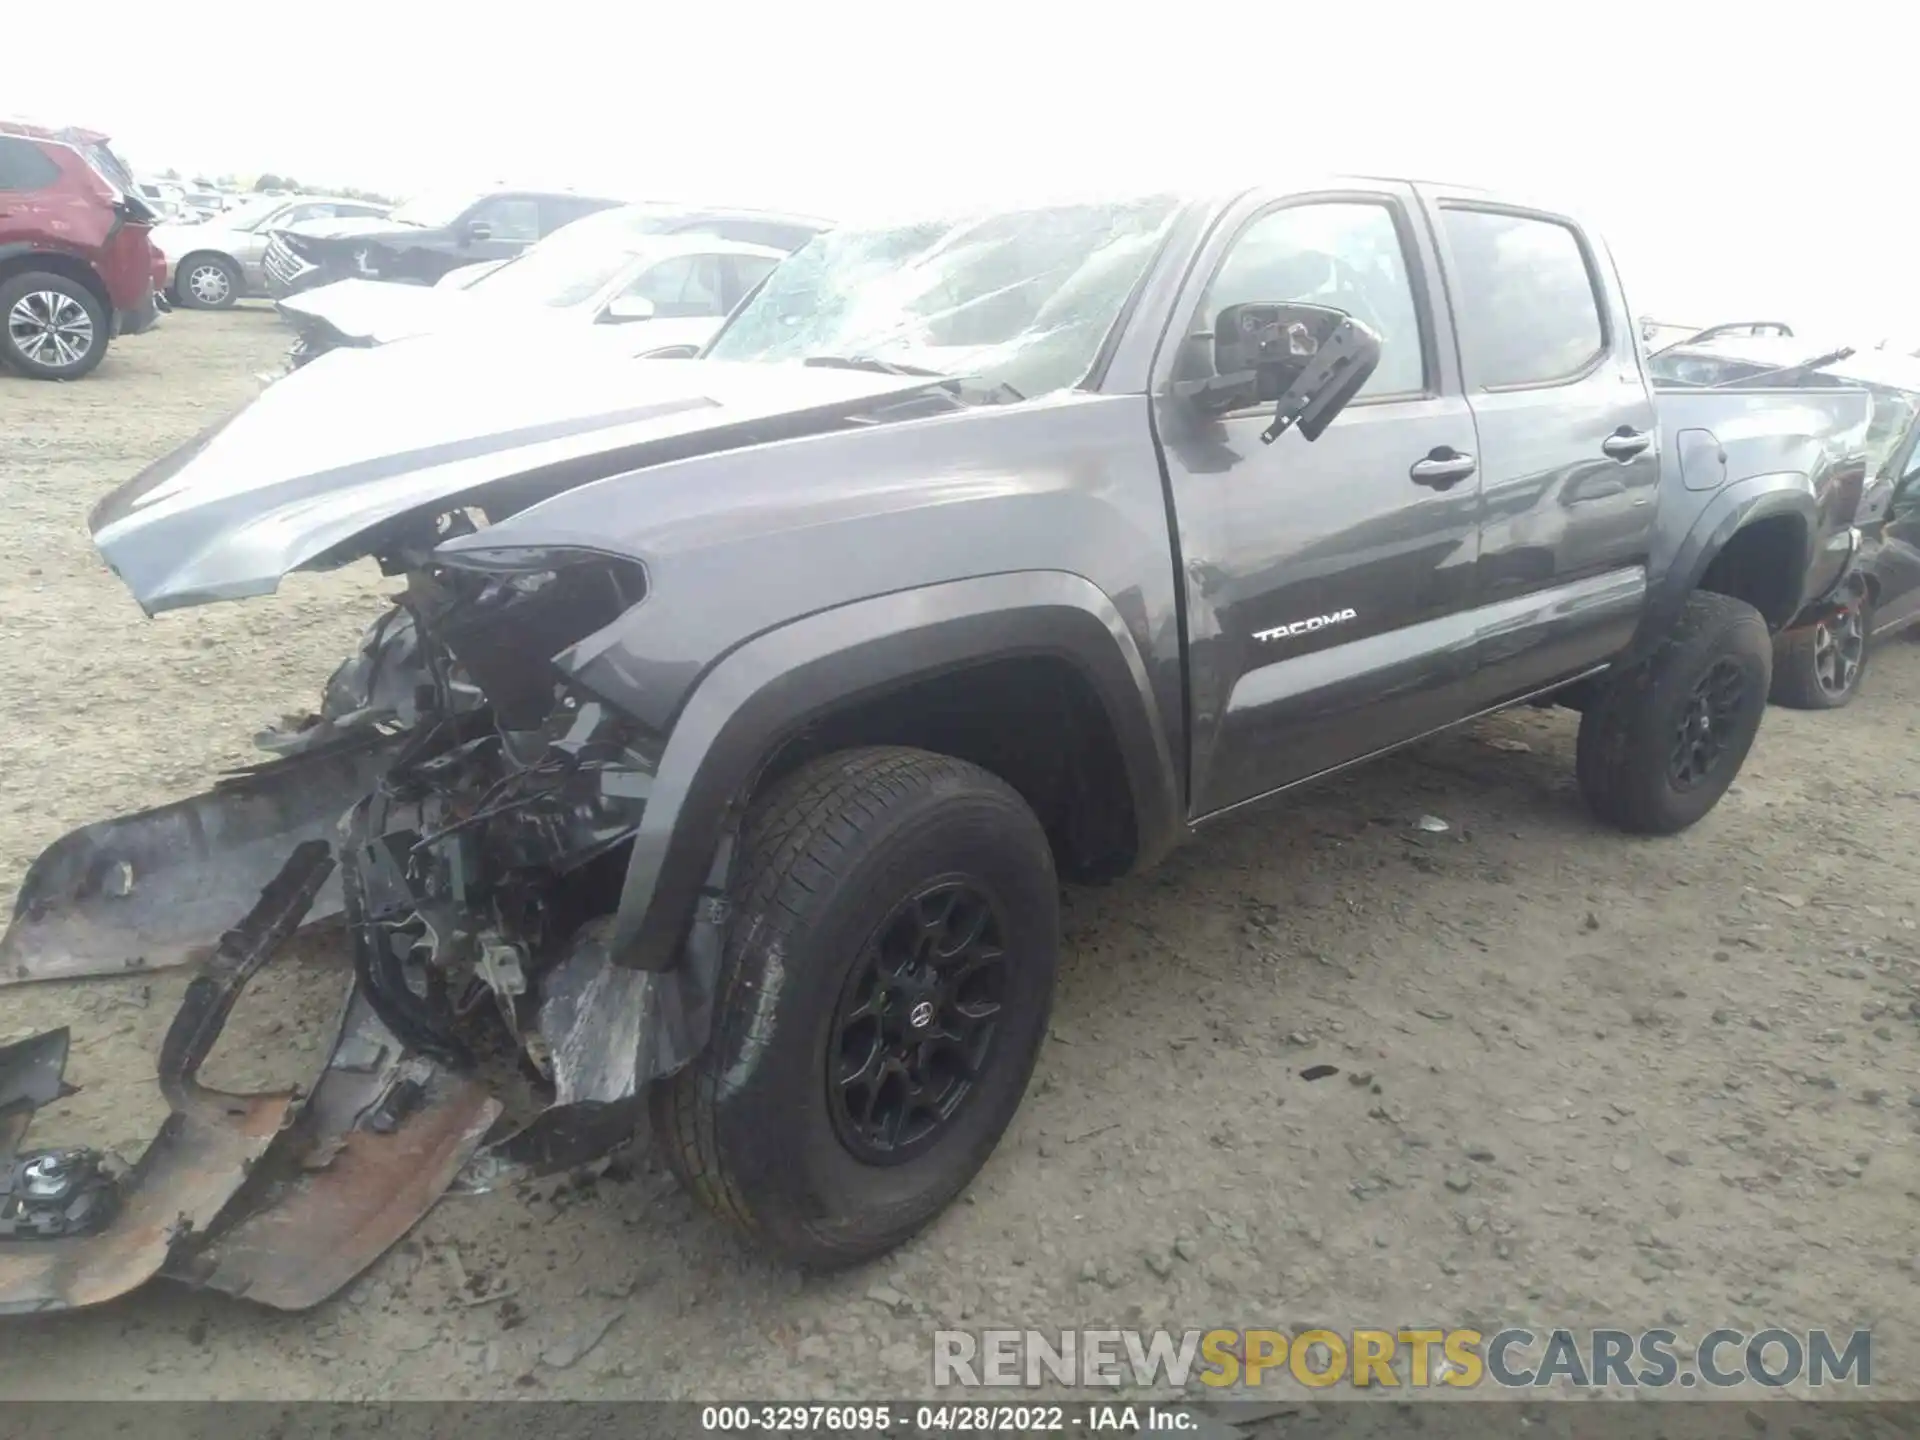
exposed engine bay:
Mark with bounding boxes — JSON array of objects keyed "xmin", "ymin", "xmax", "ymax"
[{"xmin": 0, "ymin": 538, "xmax": 726, "ymax": 1314}]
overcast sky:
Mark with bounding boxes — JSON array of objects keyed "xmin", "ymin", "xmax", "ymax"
[{"xmin": 13, "ymin": 1, "xmax": 1913, "ymax": 341}]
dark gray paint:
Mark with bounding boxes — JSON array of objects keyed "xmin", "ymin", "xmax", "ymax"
[{"xmin": 77, "ymin": 176, "xmax": 1873, "ymax": 979}]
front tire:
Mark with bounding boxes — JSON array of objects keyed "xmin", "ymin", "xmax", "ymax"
[
  {"xmin": 650, "ymin": 746, "xmax": 1058, "ymax": 1268},
  {"xmin": 1576, "ymin": 591, "xmax": 1771, "ymax": 835},
  {"xmin": 174, "ymin": 253, "xmax": 241, "ymax": 310},
  {"xmin": 0, "ymin": 271, "xmax": 108, "ymax": 380},
  {"xmin": 1768, "ymin": 587, "xmax": 1871, "ymax": 709}
]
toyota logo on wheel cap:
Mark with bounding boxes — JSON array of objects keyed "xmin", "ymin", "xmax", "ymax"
[{"xmin": 909, "ymin": 1001, "xmax": 935, "ymax": 1029}]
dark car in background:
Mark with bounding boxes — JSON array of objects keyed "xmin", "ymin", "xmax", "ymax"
[
  {"xmin": 0, "ymin": 121, "xmax": 160, "ymax": 380},
  {"xmin": 1649, "ymin": 334, "xmax": 1920, "ymax": 706},
  {"xmin": 261, "ymin": 187, "xmax": 628, "ymax": 296}
]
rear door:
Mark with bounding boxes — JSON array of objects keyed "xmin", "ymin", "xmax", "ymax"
[
  {"xmin": 0, "ymin": 136, "xmax": 63, "ymax": 244},
  {"xmin": 1416, "ymin": 192, "xmax": 1659, "ymax": 709},
  {"xmin": 1152, "ymin": 183, "xmax": 1484, "ymax": 817}
]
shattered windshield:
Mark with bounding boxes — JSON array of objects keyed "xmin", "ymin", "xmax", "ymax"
[
  {"xmin": 388, "ymin": 190, "xmax": 484, "ymax": 229},
  {"xmin": 470, "ymin": 210, "xmax": 676, "ymax": 309},
  {"xmin": 705, "ymin": 196, "xmax": 1183, "ymax": 399}
]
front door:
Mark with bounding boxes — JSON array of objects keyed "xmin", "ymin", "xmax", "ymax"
[{"xmin": 1152, "ymin": 187, "xmax": 1483, "ymax": 817}]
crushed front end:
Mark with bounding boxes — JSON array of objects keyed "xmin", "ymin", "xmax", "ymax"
[{"xmin": 0, "ymin": 540, "xmax": 717, "ymax": 1314}]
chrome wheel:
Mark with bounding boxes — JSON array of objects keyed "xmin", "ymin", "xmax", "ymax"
[
  {"xmin": 1812, "ymin": 599, "xmax": 1866, "ymax": 698},
  {"xmin": 7, "ymin": 289, "xmax": 94, "ymax": 370},
  {"xmin": 185, "ymin": 261, "xmax": 232, "ymax": 306}
]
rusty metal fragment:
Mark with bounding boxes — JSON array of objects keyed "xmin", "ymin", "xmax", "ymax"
[
  {"xmin": 0, "ymin": 735, "xmax": 398, "ymax": 987},
  {"xmin": 167, "ymin": 991, "xmax": 499, "ymax": 1311},
  {"xmin": 0, "ymin": 841, "xmax": 335, "ymax": 1314}
]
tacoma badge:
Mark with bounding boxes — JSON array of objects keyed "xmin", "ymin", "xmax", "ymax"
[{"xmin": 1253, "ymin": 608, "xmax": 1358, "ymax": 643}]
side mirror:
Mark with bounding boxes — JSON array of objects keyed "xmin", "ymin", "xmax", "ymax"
[
  {"xmin": 1178, "ymin": 302, "xmax": 1382, "ymax": 443},
  {"xmin": 464, "ymin": 219, "xmax": 493, "ymax": 244},
  {"xmin": 603, "ymin": 295, "xmax": 656, "ymax": 324}
]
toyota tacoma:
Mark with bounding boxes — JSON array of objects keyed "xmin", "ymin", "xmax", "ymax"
[{"xmin": 0, "ymin": 178, "xmax": 1872, "ymax": 1312}]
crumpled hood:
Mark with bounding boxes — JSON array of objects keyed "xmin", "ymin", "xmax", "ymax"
[
  {"xmin": 277, "ymin": 277, "xmax": 483, "ymax": 345},
  {"xmin": 88, "ymin": 345, "xmax": 940, "ymax": 615}
]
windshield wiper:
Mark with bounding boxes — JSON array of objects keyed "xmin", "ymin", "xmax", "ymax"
[{"xmin": 802, "ymin": 355, "xmax": 948, "ymax": 378}]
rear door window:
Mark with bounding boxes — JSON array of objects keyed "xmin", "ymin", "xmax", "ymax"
[{"xmin": 1439, "ymin": 207, "xmax": 1606, "ymax": 389}]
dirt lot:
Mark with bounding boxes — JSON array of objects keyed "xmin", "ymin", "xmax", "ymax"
[{"xmin": 0, "ymin": 308, "xmax": 1916, "ymax": 1404}]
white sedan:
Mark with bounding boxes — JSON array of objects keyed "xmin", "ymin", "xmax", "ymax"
[{"xmin": 275, "ymin": 218, "xmax": 793, "ymax": 367}]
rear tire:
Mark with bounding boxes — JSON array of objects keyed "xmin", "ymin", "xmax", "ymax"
[
  {"xmin": 0, "ymin": 271, "xmax": 108, "ymax": 380},
  {"xmin": 649, "ymin": 746, "xmax": 1058, "ymax": 1268},
  {"xmin": 1576, "ymin": 591, "xmax": 1770, "ymax": 835},
  {"xmin": 174, "ymin": 252, "xmax": 240, "ymax": 310},
  {"xmin": 1768, "ymin": 587, "xmax": 1871, "ymax": 709}
]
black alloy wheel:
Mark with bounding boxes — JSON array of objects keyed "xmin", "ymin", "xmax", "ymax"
[{"xmin": 828, "ymin": 879, "xmax": 1008, "ymax": 1165}]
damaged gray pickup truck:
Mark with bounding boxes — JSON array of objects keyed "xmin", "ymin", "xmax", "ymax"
[{"xmin": 0, "ymin": 178, "xmax": 1874, "ymax": 1312}]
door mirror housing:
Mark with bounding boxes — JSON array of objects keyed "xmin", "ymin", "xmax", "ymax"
[
  {"xmin": 463, "ymin": 218, "xmax": 493, "ymax": 244},
  {"xmin": 603, "ymin": 295, "xmax": 656, "ymax": 324},
  {"xmin": 1178, "ymin": 302, "xmax": 1382, "ymax": 443}
]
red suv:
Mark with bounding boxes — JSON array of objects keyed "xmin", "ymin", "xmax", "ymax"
[{"xmin": 0, "ymin": 121, "xmax": 160, "ymax": 380}]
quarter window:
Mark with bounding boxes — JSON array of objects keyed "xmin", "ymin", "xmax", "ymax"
[
  {"xmin": 1440, "ymin": 208, "xmax": 1605, "ymax": 389},
  {"xmin": 0, "ymin": 138, "xmax": 60, "ymax": 192},
  {"xmin": 1195, "ymin": 200, "xmax": 1427, "ymax": 399}
]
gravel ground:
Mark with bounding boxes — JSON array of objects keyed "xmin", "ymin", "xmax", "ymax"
[{"xmin": 0, "ymin": 308, "xmax": 1916, "ymax": 1403}]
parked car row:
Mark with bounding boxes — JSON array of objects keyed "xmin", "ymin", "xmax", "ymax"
[
  {"xmin": 1, "ymin": 175, "xmax": 1904, "ymax": 1312},
  {"xmin": 154, "ymin": 191, "xmax": 393, "ymax": 308}
]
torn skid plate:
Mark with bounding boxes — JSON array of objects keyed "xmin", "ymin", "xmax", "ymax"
[{"xmin": 0, "ymin": 841, "xmax": 498, "ymax": 1314}]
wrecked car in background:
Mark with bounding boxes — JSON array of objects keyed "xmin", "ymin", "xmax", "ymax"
[
  {"xmin": 1649, "ymin": 332, "xmax": 1920, "ymax": 706},
  {"xmin": 154, "ymin": 194, "xmax": 392, "ymax": 310},
  {"xmin": 274, "ymin": 205, "xmax": 813, "ymax": 369},
  {"xmin": 0, "ymin": 178, "xmax": 1874, "ymax": 1313},
  {"xmin": 260, "ymin": 187, "xmax": 628, "ymax": 297}
]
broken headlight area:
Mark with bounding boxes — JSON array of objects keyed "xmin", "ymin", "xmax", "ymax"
[{"xmin": 0, "ymin": 544, "xmax": 719, "ymax": 1312}]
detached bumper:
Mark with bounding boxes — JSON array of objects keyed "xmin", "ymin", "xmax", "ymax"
[{"xmin": 0, "ymin": 841, "xmax": 499, "ymax": 1315}]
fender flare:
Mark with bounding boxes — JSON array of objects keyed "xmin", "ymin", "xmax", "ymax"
[
  {"xmin": 1638, "ymin": 472, "xmax": 1818, "ymax": 652},
  {"xmin": 0, "ymin": 240, "xmax": 96, "ymax": 276},
  {"xmin": 596, "ymin": 571, "xmax": 1182, "ymax": 971}
]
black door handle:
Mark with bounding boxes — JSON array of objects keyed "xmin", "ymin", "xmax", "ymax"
[
  {"xmin": 1602, "ymin": 428, "xmax": 1652, "ymax": 461},
  {"xmin": 1409, "ymin": 448, "xmax": 1477, "ymax": 489}
]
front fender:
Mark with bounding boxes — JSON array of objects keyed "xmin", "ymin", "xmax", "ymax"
[{"xmin": 575, "ymin": 571, "xmax": 1183, "ymax": 972}]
